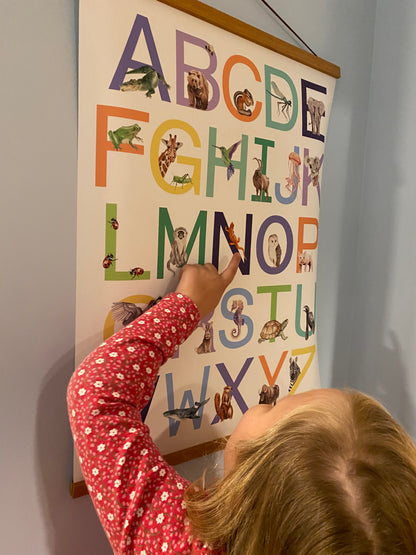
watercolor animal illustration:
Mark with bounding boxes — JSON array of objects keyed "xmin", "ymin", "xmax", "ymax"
[
  {"xmin": 102, "ymin": 254, "xmax": 117, "ymax": 268},
  {"xmin": 225, "ymin": 221, "xmax": 246, "ymax": 260},
  {"xmin": 288, "ymin": 356, "xmax": 301, "ymax": 392},
  {"xmin": 159, "ymin": 134, "xmax": 183, "ymax": 178},
  {"xmin": 305, "ymin": 156, "xmax": 321, "ymax": 187},
  {"xmin": 167, "ymin": 227, "xmax": 188, "ymax": 275},
  {"xmin": 258, "ymin": 318, "xmax": 288, "ymax": 342},
  {"xmin": 108, "ymin": 124, "xmax": 143, "ymax": 151},
  {"xmin": 170, "ymin": 173, "xmax": 192, "ymax": 188},
  {"xmin": 267, "ymin": 80, "xmax": 292, "ymax": 118},
  {"xmin": 233, "ymin": 89, "xmax": 254, "ymax": 116},
  {"xmin": 163, "ymin": 398, "xmax": 210, "ymax": 421},
  {"xmin": 111, "ymin": 297, "xmax": 162, "ymax": 326},
  {"xmin": 120, "ymin": 65, "xmax": 170, "ymax": 97},
  {"xmin": 298, "ymin": 251, "xmax": 313, "ymax": 272},
  {"xmin": 307, "ymin": 97, "xmax": 325, "ymax": 135},
  {"xmin": 129, "ymin": 267, "xmax": 144, "ymax": 279},
  {"xmin": 230, "ymin": 299, "xmax": 245, "ymax": 338},
  {"xmin": 258, "ymin": 384, "xmax": 280, "ymax": 406},
  {"xmin": 195, "ymin": 322, "xmax": 214, "ymax": 354},
  {"xmin": 212, "ymin": 140, "xmax": 241, "ymax": 180},
  {"xmin": 214, "ymin": 386, "xmax": 233, "ymax": 421},
  {"xmin": 252, "ymin": 157, "xmax": 270, "ymax": 200},
  {"xmin": 187, "ymin": 70, "xmax": 209, "ymax": 110},
  {"xmin": 286, "ymin": 151, "xmax": 302, "ymax": 192},
  {"xmin": 205, "ymin": 44, "xmax": 215, "ymax": 56},
  {"xmin": 267, "ymin": 234, "xmax": 282, "ymax": 267},
  {"xmin": 304, "ymin": 305, "xmax": 315, "ymax": 340},
  {"xmin": 108, "ymin": 217, "xmax": 119, "ymax": 230}
]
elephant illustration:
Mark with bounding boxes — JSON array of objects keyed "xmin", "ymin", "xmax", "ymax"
[{"xmin": 307, "ymin": 97, "xmax": 325, "ymax": 135}]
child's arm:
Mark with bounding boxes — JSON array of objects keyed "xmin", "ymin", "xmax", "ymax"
[
  {"xmin": 67, "ymin": 293, "xmax": 200, "ymax": 553},
  {"xmin": 67, "ymin": 254, "xmax": 239, "ymax": 554}
]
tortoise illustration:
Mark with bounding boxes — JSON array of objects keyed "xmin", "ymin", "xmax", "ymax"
[{"xmin": 258, "ymin": 319, "xmax": 288, "ymax": 342}]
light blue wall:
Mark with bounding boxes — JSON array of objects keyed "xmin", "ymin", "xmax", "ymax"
[
  {"xmin": 0, "ymin": 1, "xmax": 391, "ymax": 554},
  {"xmin": 347, "ymin": 0, "xmax": 416, "ymax": 436}
]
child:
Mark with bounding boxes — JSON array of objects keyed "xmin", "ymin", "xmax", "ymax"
[{"xmin": 68, "ymin": 255, "xmax": 416, "ymax": 554}]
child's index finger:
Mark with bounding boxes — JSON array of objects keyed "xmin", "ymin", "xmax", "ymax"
[{"xmin": 221, "ymin": 253, "xmax": 240, "ymax": 285}]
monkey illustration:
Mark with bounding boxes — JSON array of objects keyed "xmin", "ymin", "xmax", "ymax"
[
  {"xmin": 214, "ymin": 386, "xmax": 233, "ymax": 421},
  {"xmin": 233, "ymin": 89, "xmax": 254, "ymax": 116},
  {"xmin": 258, "ymin": 384, "xmax": 280, "ymax": 406},
  {"xmin": 298, "ymin": 251, "xmax": 313, "ymax": 272},
  {"xmin": 195, "ymin": 322, "xmax": 214, "ymax": 354},
  {"xmin": 167, "ymin": 227, "xmax": 188, "ymax": 275},
  {"xmin": 267, "ymin": 234, "xmax": 282, "ymax": 267}
]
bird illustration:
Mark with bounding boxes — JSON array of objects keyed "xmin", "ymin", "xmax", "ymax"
[
  {"xmin": 212, "ymin": 140, "xmax": 242, "ymax": 180},
  {"xmin": 303, "ymin": 305, "xmax": 315, "ymax": 340}
]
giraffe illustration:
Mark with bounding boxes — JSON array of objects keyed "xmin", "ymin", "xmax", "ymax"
[{"xmin": 158, "ymin": 134, "xmax": 183, "ymax": 178}]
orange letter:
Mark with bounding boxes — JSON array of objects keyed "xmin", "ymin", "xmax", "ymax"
[
  {"xmin": 95, "ymin": 105, "xmax": 149, "ymax": 188},
  {"xmin": 223, "ymin": 55, "xmax": 262, "ymax": 122},
  {"xmin": 297, "ymin": 217, "xmax": 318, "ymax": 272}
]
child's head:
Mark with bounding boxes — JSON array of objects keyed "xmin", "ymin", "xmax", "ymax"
[{"xmin": 185, "ymin": 389, "xmax": 416, "ymax": 554}]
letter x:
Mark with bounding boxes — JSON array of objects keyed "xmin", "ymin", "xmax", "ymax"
[{"xmin": 211, "ymin": 357, "xmax": 253, "ymax": 424}]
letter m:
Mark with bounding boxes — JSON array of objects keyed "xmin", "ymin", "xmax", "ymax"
[{"xmin": 157, "ymin": 207, "xmax": 207, "ymax": 278}]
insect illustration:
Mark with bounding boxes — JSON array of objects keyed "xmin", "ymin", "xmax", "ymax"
[
  {"xmin": 170, "ymin": 173, "xmax": 192, "ymax": 188},
  {"xmin": 205, "ymin": 44, "xmax": 215, "ymax": 56},
  {"xmin": 214, "ymin": 386, "xmax": 233, "ymax": 421},
  {"xmin": 267, "ymin": 81, "xmax": 292, "ymax": 119},
  {"xmin": 120, "ymin": 65, "xmax": 170, "ymax": 97},
  {"xmin": 225, "ymin": 222, "xmax": 245, "ymax": 260},
  {"xmin": 108, "ymin": 124, "xmax": 143, "ymax": 151},
  {"xmin": 129, "ymin": 267, "xmax": 144, "ymax": 279},
  {"xmin": 212, "ymin": 140, "xmax": 241, "ymax": 180},
  {"xmin": 163, "ymin": 398, "xmax": 210, "ymax": 421},
  {"xmin": 108, "ymin": 218, "xmax": 119, "ymax": 230},
  {"xmin": 103, "ymin": 254, "xmax": 117, "ymax": 268}
]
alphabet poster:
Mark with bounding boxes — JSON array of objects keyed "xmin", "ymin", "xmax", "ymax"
[{"xmin": 74, "ymin": 0, "xmax": 338, "ymax": 490}]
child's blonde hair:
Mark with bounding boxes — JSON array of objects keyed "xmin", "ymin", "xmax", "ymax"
[{"xmin": 185, "ymin": 390, "xmax": 416, "ymax": 554}]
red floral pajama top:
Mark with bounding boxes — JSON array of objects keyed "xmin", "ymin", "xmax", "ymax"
[{"xmin": 67, "ymin": 293, "xmax": 214, "ymax": 555}]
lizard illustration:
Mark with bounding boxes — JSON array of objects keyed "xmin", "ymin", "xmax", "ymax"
[{"xmin": 225, "ymin": 222, "xmax": 245, "ymax": 260}]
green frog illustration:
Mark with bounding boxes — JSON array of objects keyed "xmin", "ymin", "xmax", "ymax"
[
  {"xmin": 108, "ymin": 124, "xmax": 143, "ymax": 151},
  {"xmin": 120, "ymin": 65, "xmax": 170, "ymax": 97}
]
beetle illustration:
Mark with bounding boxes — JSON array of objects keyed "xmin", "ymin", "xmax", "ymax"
[
  {"xmin": 129, "ymin": 267, "xmax": 144, "ymax": 279},
  {"xmin": 103, "ymin": 254, "xmax": 117, "ymax": 268},
  {"xmin": 108, "ymin": 218, "xmax": 119, "ymax": 230}
]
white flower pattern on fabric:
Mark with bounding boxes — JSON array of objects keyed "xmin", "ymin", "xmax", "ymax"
[{"xmin": 67, "ymin": 294, "xmax": 209, "ymax": 555}]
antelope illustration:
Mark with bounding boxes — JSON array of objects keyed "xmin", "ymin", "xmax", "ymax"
[{"xmin": 158, "ymin": 134, "xmax": 183, "ymax": 178}]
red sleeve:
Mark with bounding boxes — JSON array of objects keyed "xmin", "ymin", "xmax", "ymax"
[{"xmin": 67, "ymin": 293, "xmax": 213, "ymax": 555}]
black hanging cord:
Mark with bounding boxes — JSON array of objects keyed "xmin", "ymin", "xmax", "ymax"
[{"xmin": 258, "ymin": 0, "xmax": 318, "ymax": 56}]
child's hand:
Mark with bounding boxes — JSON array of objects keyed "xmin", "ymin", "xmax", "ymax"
[{"xmin": 175, "ymin": 253, "xmax": 240, "ymax": 318}]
